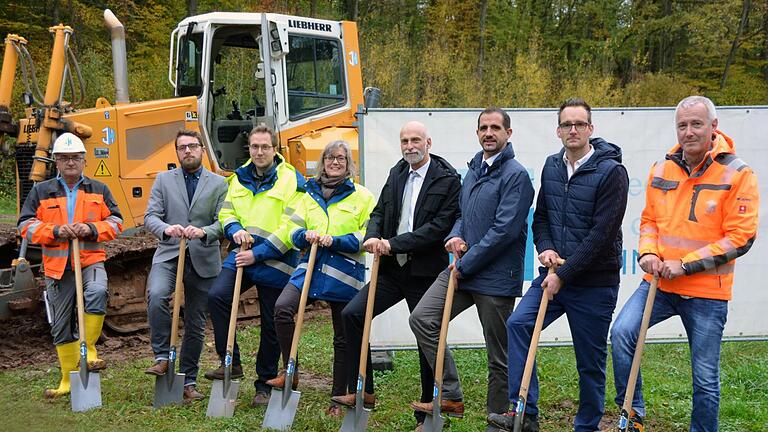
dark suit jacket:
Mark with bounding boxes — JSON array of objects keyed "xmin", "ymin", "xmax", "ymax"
[{"xmin": 364, "ymin": 154, "xmax": 461, "ymax": 278}]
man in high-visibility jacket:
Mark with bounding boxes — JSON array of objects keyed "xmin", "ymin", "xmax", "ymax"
[
  {"xmin": 18, "ymin": 132, "xmax": 123, "ymax": 398},
  {"xmin": 205, "ymin": 124, "xmax": 306, "ymax": 407},
  {"xmin": 610, "ymin": 96, "xmax": 759, "ymax": 432}
]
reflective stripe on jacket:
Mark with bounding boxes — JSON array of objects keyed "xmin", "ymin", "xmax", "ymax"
[
  {"xmin": 288, "ymin": 178, "xmax": 375, "ymax": 302},
  {"xmin": 219, "ymin": 154, "xmax": 306, "ymax": 288},
  {"xmin": 18, "ymin": 177, "xmax": 123, "ymax": 279},
  {"xmin": 639, "ymin": 131, "xmax": 759, "ymax": 300}
]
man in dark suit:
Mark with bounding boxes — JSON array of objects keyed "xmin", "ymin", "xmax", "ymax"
[
  {"xmin": 143, "ymin": 129, "xmax": 228, "ymax": 402},
  {"xmin": 331, "ymin": 121, "xmax": 461, "ymax": 431}
]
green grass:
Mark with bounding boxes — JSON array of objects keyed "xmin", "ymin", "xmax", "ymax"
[{"xmin": 1, "ymin": 312, "xmax": 766, "ymax": 431}]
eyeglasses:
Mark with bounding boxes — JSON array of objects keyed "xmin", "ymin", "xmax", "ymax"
[
  {"xmin": 324, "ymin": 155, "xmax": 347, "ymax": 163},
  {"xmin": 56, "ymin": 156, "xmax": 84, "ymax": 163},
  {"xmin": 558, "ymin": 122, "xmax": 591, "ymax": 132},
  {"xmin": 176, "ymin": 143, "xmax": 202, "ymax": 152},
  {"xmin": 249, "ymin": 143, "xmax": 275, "ymax": 152}
]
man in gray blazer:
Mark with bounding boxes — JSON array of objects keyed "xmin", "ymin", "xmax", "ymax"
[{"xmin": 143, "ymin": 129, "xmax": 228, "ymax": 402}]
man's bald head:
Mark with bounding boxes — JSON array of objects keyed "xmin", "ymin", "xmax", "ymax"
[{"xmin": 399, "ymin": 121, "xmax": 432, "ymax": 170}]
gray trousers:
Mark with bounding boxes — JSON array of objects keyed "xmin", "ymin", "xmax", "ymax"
[
  {"xmin": 147, "ymin": 256, "xmax": 212, "ymax": 386},
  {"xmin": 409, "ymin": 270, "xmax": 516, "ymax": 414},
  {"xmin": 46, "ymin": 262, "xmax": 108, "ymax": 345}
]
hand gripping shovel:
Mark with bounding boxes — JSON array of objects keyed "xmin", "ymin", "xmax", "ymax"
[
  {"xmin": 512, "ymin": 258, "xmax": 565, "ymax": 432},
  {"xmin": 70, "ymin": 239, "xmax": 102, "ymax": 412},
  {"xmin": 262, "ymin": 242, "xmax": 319, "ymax": 431},
  {"xmin": 617, "ymin": 276, "xmax": 659, "ymax": 432},
  {"xmin": 206, "ymin": 243, "xmax": 249, "ymax": 418},
  {"xmin": 340, "ymin": 253, "xmax": 381, "ymax": 432},
  {"xmin": 153, "ymin": 238, "xmax": 187, "ymax": 408},
  {"xmin": 422, "ymin": 251, "xmax": 463, "ymax": 432}
]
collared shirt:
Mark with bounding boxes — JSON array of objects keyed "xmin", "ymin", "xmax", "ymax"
[
  {"xmin": 183, "ymin": 167, "xmax": 203, "ymax": 203},
  {"xmin": 405, "ymin": 158, "xmax": 431, "ymax": 231},
  {"xmin": 57, "ymin": 174, "xmax": 85, "ymax": 225},
  {"xmin": 563, "ymin": 145, "xmax": 595, "ymax": 179}
]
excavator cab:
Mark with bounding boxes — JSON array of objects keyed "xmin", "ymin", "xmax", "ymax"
[{"xmin": 169, "ymin": 13, "xmax": 361, "ymax": 176}]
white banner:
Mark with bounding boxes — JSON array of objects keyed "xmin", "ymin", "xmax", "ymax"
[{"xmin": 361, "ymin": 107, "xmax": 768, "ymax": 348}]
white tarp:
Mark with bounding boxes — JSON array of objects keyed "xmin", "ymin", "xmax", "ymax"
[{"xmin": 361, "ymin": 107, "xmax": 768, "ymax": 348}]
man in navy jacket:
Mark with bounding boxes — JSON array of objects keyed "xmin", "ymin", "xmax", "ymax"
[
  {"xmin": 488, "ymin": 98, "xmax": 629, "ymax": 432},
  {"xmin": 410, "ymin": 107, "xmax": 535, "ymax": 429}
]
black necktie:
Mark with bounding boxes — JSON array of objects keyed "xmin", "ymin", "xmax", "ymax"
[
  {"xmin": 185, "ymin": 173, "xmax": 198, "ymax": 204},
  {"xmin": 482, "ymin": 161, "xmax": 490, "ymax": 176}
]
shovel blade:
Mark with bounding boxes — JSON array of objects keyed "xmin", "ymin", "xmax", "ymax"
[
  {"xmin": 152, "ymin": 372, "xmax": 185, "ymax": 408},
  {"xmin": 70, "ymin": 370, "xmax": 102, "ymax": 412},
  {"xmin": 340, "ymin": 405, "xmax": 371, "ymax": 432},
  {"xmin": 262, "ymin": 388, "xmax": 301, "ymax": 431},
  {"xmin": 422, "ymin": 413, "xmax": 445, "ymax": 432},
  {"xmin": 206, "ymin": 378, "xmax": 240, "ymax": 418}
]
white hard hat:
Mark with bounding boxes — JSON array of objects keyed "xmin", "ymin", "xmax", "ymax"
[{"xmin": 52, "ymin": 133, "xmax": 86, "ymax": 154}]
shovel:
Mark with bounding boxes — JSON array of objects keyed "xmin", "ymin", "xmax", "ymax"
[
  {"xmin": 70, "ymin": 239, "xmax": 102, "ymax": 412},
  {"xmin": 262, "ymin": 242, "xmax": 319, "ymax": 431},
  {"xmin": 206, "ymin": 243, "xmax": 249, "ymax": 418},
  {"xmin": 512, "ymin": 258, "xmax": 565, "ymax": 432},
  {"xmin": 422, "ymin": 250, "xmax": 464, "ymax": 432},
  {"xmin": 617, "ymin": 276, "xmax": 659, "ymax": 432},
  {"xmin": 153, "ymin": 238, "xmax": 187, "ymax": 408},
  {"xmin": 340, "ymin": 253, "xmax": 381, "ymax": 432}
]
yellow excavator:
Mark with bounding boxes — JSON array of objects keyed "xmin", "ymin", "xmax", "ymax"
[{"xmin": 0, "ymin": 9, "xmax": 379, "ymax": 331}]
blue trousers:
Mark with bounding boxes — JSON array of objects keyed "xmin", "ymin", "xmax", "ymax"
[
  {"xmin": 611, "ymin": 280, "xmax": 727, "ymax": 432},
  {"xmin": 506, "ymin": 272, "xmax": 618, "ymax": 431},
  {"xmin": 208, "ymin": 267, "xmax": 283, "ymax": 392}
]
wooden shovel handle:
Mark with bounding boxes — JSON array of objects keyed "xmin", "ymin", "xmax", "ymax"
[
  {"xmin": 72, "ymin": 239, "xmax": 86, "ymax": 345},
  {"xmin": 288, "ymin": 242, "xmax": 319, "ymax": 361},
  {"xmin": 621, "ymin": 276, "xmax": 659, "ymax": 414},
  {"xmin": 169, "ymin": 237, "xmax": 187, "ymax": 348},
  {"xmin": 225, "ymin": 244, "xmax": 248, "ymax": 353},
  {"xmin": 358, "ymin": 254, "xmax": 381, "ymax": 376},
  {"xmin": 518, "ymin": 258, "xmax": 565, "ymax": 398},
  {"xmin": 433, "ymin": 252, "xmax": 461, "ymax": 389}
]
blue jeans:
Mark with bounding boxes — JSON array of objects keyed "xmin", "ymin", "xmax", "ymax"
[
  {"xmin": 610, "ymin": 280, "xmax": 727, "ymax": 432},
  {"xmin": 506, "ymin": 272, "xmax": 618, "ymax": 432}
]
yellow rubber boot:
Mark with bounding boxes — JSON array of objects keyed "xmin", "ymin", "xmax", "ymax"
[
  {"xmin": 84, "ymin": 313, "xmax": 107, "ymax": 371},
  {"xmin": 44, "ymin": 341, "xmax": 79, "ymax": 398}
]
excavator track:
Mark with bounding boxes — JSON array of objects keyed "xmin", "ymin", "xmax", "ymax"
[{"xmin": 0, "ymin": 225, "xmax": 261, "ymax": 333}]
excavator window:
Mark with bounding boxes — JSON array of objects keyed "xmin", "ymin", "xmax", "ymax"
[
  {"xmin": 286, "ymin": 36, "xmax": 345, "ymax": 120},
  {"xmin": 177, "ymin": 32, "xmax": 203, "ymax": 97}
]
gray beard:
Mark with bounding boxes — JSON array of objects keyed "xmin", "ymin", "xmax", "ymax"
[{"xmin": 403, "ymin": 152, "xmax": 424, "ymax": 165}]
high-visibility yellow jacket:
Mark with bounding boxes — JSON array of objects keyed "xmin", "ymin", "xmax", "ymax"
[
  {"xmin": 219, "ymin": 154, "xmax": 306, "ymax": 288},
  {"xmin": 18, "ymin": 176, "xmax": 123, "ymax": 279},
  {"xmin": 287, "ymin": 178, "xmax": 375, "ymax": 302},
  {"xmin": 639, "ymin": 131, "xmax": 759, "ymax": 300}
]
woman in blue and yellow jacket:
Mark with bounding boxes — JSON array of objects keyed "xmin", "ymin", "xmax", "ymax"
[{"xmin": 267, "ymin": 140, "xmax": 375, "ymax": 417}]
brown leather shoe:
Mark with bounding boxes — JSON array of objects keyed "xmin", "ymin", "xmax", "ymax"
[
  {"xmin": 204, "ymin": 364, "xmax": 244, "ymax": 380},
  {"xmin": 326, "ymin": 404, "xmax": 343, "ymax": 418},
  {"xmin": 331, "ymin": 392, "xmax": 375, "ymax": 409},
  {"xmin": 265, "ymin": 370, "xmax": 299, "ymax": 390},
  {"xmin": 250, "ymin": 390, "xmax": 271, "ymax": 407},
  {"xmin": 410, "ymin": 399, "xmax": 464, "ymax": 418},
  {"xmin": 144, "ymin": 360, "xmax": 168, "ymax": 376},
  {"xmin": 183, "ymin": 384, "xmax": 205, "ymax": 402},
  {"xmin": 87, "ymin": 358, "xmax": 108, "ymax": 372}
]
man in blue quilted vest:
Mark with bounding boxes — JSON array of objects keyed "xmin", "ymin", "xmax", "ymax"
[{"xmin": 488, "ymin": 98, "xmax": 629, "ymax": 432}]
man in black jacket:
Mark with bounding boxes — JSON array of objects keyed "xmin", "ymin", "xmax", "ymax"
[
  {"xmin": 332, "ymin": 121, "xmax": 461, "ymax": 430},
  {"xmin": 488, "ymin": 98, "xmax": 629, "ymax": 432}
]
